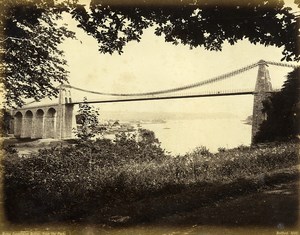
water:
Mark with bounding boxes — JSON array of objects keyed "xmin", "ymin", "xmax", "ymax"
[{"xmin": 140, "ymin": 118, "xmax": 252, "ymax": 154}]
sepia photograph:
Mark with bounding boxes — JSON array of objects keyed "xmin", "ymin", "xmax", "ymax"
[{"xmin": 0, "ymin": 0, "xmax": 299, "ymax": 234}]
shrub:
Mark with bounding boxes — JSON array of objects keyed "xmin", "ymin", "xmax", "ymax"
[
  {"xmin": 3, "ymin": 138, "xmax": 299, "ymax": 223},
  {"xmin": 73, "ymin": 97, "xmax": 102, "ymax": 141}
]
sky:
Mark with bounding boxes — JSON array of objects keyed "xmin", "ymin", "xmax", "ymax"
[{"xmin": 57, "ymin": 0, "xmax": 299, "ymax": 119}]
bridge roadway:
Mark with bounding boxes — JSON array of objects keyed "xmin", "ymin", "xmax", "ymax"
[{"xmin": 69, "ymin": 89, "xmax": 280, "ymax": 105}]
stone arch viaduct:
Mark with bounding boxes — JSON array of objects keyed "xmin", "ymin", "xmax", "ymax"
[{"xmin": 10, "ymin": 85, "xmax": 74, "ymax": 139}]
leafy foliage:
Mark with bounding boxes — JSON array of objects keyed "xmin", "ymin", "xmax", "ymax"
[
  {"xmin": 1, "ymin": 0, "xmax": 75, "ymax": 107},
  {"xmin": 3, "ymin": 139, "xmax": 298, "ymax": 223},
  {"xmin": 74, "ymin": 97, "xmax": 101, "ymax": 141},
  {"xmin": 254, "ymin": 68, "xmax": 300, "ymax": 143},
  {"xmin": 75, "ymin": 0, "xmax": 300, "ymax": 61},
  {"xmin": 114, "ymin": 129, "xmax": 166, "ymax": 162},
  {"xmin": 0, "ymin": 109, "xmax": 12, "ymax": 136}
]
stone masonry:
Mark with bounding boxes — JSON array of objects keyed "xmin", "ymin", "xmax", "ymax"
[
  {"xmin": 251, "ymin": 60, "xmax": 273, "ymax": 143},
  {"xmin": 11, "ymin": 85, "xmax": 74, "ymax": 139}
]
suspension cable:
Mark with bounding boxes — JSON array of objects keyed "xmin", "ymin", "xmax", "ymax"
[
  {"xmin": 68, "ymin": 62, "xmax": 259, "ymax": 97},
  {"xmin": 265, "ymin": 61, "xmax": 300, "ymax": 68},
  {"xmin": 22, "ymin": 60, "xmax": 299, "ymax": 106}
]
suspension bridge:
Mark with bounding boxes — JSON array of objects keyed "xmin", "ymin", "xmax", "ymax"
[{"xmin": 10, "ymin": 59, "xmax": 299, "ymax": 143}]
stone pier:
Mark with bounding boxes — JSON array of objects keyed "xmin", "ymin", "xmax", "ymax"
[{"xmin": 251, "ymin": 60, "xmax": 273, "ymax": 143}]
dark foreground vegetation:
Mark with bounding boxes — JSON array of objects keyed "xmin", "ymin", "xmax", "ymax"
[{"xmin": 2, "ymin": 133, "xmax": 299, "ymax": 226}]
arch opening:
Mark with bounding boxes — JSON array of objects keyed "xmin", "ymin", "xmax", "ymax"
[
  {"xmin": 45, "ymin": 108, "xmax": 57, "ymax": 138},
  {"xmin": 14, "ymin": 112, "xmax": 22, "ymax": 138},
  {"xmin": 23, "ymin": 110, "xmax": 33, "ymax": 138},
  {"xmin": 34, "ymin": 109, "xmax": 44, "ymax": 139}
]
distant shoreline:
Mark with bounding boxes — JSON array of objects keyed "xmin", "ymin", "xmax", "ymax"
[{"xmin": 100, "ymin": 111, "xmax": 241, "ymax": 122}]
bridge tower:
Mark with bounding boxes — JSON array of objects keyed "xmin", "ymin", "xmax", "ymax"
[
  {"xmin": 57, "ymin": 84, "xmax": 74, "ymax": 139},
  {"xmin": 251, "ymin": 60, "xmax": 272, "ymax": 144}
]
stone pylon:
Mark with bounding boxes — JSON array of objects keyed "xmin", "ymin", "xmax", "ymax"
[
  {"xmin": 251, "ymin": 60, "xmax": 272, "ymax": 144},
  {"xmin": 57, "ymin": 84, "xmax": 74, "ymax": 139}
]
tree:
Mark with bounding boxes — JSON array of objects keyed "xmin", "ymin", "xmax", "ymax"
[
  {"xmin": 0, "ymin": 108, "xmax": 12, "ymax": 136},
  {"xmin": 74, "ymin": 0, "xmax": 299, "ymax": 61},
  {"xmin": 74, "ymin": 97, "xmax": 101, "ymax": 141},
  {"xmin": 137, "ymin": 128, "xmax": 159, "ymax": 144},
  {"xmin": 2, "ymin": 0, "xmax": 300, "ymax": 107},
  {"xmin": 114, "ymin": 128, "xmax": 167, "ymax": 162},
  {"xmin": 1, "ymin": 0, "xmax": 75, "ymax": 107},
  {"xmin": 254, "ymin": 68, "xmax": 300, "ymax": 143}
]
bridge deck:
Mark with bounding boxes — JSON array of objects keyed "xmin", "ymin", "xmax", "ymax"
[{"xmin": 70, "ymin": 90, "xmax": 278, "ymax": 104}]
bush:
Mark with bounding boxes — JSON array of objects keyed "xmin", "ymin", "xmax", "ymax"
[{"xmin": 3, "ymin": 137, "xmax": 299, "ymax": 223}]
